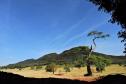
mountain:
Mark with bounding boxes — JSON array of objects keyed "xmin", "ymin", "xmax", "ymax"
[{"xmin": 5, "ymin": 46, "xmax": 126, "ymax": 68}]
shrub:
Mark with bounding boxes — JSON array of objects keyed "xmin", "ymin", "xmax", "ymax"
[
  {"xmin": 89, "ymin": 55, "xmax": 112, "ymax": 73},
  {"xmin": 30, "ymin": 66, "xmax": 35, "ymax": 70},
  {"xmin": 35, "ymin": 66, "xmax": 42, "ymax": 70},
  {"xmin": 64, "ymin": 64, "xmax": 71, "ymax": 72},
  {"xmin": 74, "ymin": 64, "xmax": 82, "ymax": 69},
  {"xmin": 124, "ymin": 64, "xmax": 126, "ymax": 67},
  {"xmin": 45, "ymin": 63, "xmax": 57, "ymax": 74},
  {"xmin": 73, "ymin": 56, "xmax": 86, "ymax": 69},
  {"xmin": 118, "ymin": 63, "xmax": 123, "ymax": 66}
]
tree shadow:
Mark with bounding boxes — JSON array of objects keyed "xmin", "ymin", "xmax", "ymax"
[{"xmin": 0, "ymin": 71, "xmax": 126, "ymax": 84}]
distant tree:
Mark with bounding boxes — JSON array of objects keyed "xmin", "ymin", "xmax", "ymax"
[
  {"xmin": 30, "ymin": 66, "xmax": 35, "ymax": 70},
  {"xmin": 16, "ymin": 66, "xmax": 23, "ymax": 70},
  {"xmin": 64, "ymin": 64, "xmax": 71, "ymax": 72},
  {"xmin": 45, "ymin": 63, "xmax": 57, "ymax": 74},
  {"xmin": 74, "ymin": 57, "xmax": 86, "ymax": 69},
  {"xmin": 118, "ymin": 63, "xmax": 123, "ymax": 66},
  {"xmin": 89, "ymin": 55, "xmax": 112, "ymax": 73},
  {"xmin": 35, "ymin": 66, "xmax": 43, "ymax": 70},
  {"xmin": 0, "ymin": 67, "xmax": 1, "ymax": 71},
  {"xmin": 85, "ymin": 31, "xmax": 109, "ymax": 76},
  {"xmin": 124, "ymin": 64, "xmax": 126, "ymax": 67},
  {"xmin": 88, "ymin": 0, "xmax": 126, "ymax": 54}
]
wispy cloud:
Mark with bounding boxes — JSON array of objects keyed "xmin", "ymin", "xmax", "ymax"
[
  {"xmin": 61, "ymin": 19, "xmax": 108, "ymax": 48},
  {"xmin": 48, "ymin": 17, "xmax": 87, "ymax": 48},
  {"xmin": 48, "ymin": 9, "xmax": 94, "ymax": 49}
]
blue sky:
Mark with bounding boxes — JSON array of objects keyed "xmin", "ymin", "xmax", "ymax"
[{"xmin": 0, "ymin": 0, "xmax": 124, "ymax": 65}]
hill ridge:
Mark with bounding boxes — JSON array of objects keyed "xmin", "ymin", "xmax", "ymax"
[{"xmin": 4, "ymin": 46, "xmax": 126, "ymax": 68}]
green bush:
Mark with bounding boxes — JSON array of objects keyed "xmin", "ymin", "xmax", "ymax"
[
  {"xmin": 30, "ymin": 66, "xmax": 35, "ymax": 70},
  {"xmin": 73, "ymin": 56, "xmax": 86, "ymax": 68},
  {"xmin": 64, "ymin": 64, "xmax": 71, "ymax": 72},
  {"xmin": 89, "ymin": 55, "xmax": 112, "ymax": 72},
  {"xmin": 95, "ymin": 62, "xmax": 106, "ymax": 72},
  {"xmin": 45, "ymin": 63, "xmax": 57, "ymax": 74},
  {"xmin": 74, "ymin": 64, "xmax": 81, "ymax": 69},
  {"xmin": 35, "ymin": 66, "xmax": 43, "ymax": 70},
  {"xmin": 118, "ymin": 63, "xmax": 123, "ymax": 66}
]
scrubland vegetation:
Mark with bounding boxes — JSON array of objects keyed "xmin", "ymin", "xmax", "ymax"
[
  {"xmin": 1, "ymin": 64, "xmax": 126, "ymax": 79},
  {"xmin": 0, "ymin": 46, "xmax": 126, "ymax": 79}
]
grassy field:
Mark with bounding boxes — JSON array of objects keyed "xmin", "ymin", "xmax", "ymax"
[{"xmin": 1, "ymin": 64, "xmax": 126, "ymax": 80}]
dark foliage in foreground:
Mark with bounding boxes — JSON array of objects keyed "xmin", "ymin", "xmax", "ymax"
[
  {"xmin": 0, "ymin": 71, "xmax": 126, "ymax": 84},
  {"xmin": 88, "ymin": 0, "xmax": 126, "ymax": 54}
]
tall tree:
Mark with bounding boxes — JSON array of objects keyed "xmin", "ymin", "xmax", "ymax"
[
  {"xmin": 85, "ymin": 31, "xmax": 109, "ymax": 76},
  {"xmin": 88, "ymin": 0, "xmax": 126, "ymax": 55}
]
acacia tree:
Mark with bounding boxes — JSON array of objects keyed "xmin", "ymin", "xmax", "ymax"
[
  {"xmin": 88, "ymin": 0, "xmax": 126, "ymax": 54},
  {"xmin": 85, "ymin": 31, "xmax": 109, "ymax": 76}
]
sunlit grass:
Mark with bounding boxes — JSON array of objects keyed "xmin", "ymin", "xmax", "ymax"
[{"xmin": 1, "ymin": 64, "xmax": 126, "ymax": 79}]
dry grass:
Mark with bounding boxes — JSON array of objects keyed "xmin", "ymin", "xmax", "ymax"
[{"xmin": 1, "ymin": 64, "xmax": 126, "ymax": 79}]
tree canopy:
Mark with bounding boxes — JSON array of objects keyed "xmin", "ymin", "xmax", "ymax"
[
  {"xmin": 88, "ymin": 0, "xmax": 126, "ymax": 54},
  {"xmin": 88, "ymin": 31, "xmax": 109, "ymax": 39}
]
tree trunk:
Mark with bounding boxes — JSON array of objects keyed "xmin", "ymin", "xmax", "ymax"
[
  {"xmin": 53, "ymin": 68, "xmax": 55, "ymax": 74},
  {"xmin": 87, "ymin": 64, "xmax": 92, "ymax": 76},
  {"xmin": 84, "ymin": 45, "xmax": 93, "ymax": 76},
  {"xmin": 53, "ymin": 70, "xmax": 54, "ymax": 74},
  {"xmin": 84, "ymin": 39, "xmax": 96, "ymax": 76}
]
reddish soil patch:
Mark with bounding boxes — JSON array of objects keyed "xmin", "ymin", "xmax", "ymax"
[
  {"xmin": 52, "ymin": 75, "xmax": 99, "ymax": 82},
  {"xmin": 69, "ymin": 77, "xmax": 99, "ymax": 82}
]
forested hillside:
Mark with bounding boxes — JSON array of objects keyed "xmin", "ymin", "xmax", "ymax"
[{"xmin": 4, "ymin": 46, "xmax": 126, "ymax": 68}]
